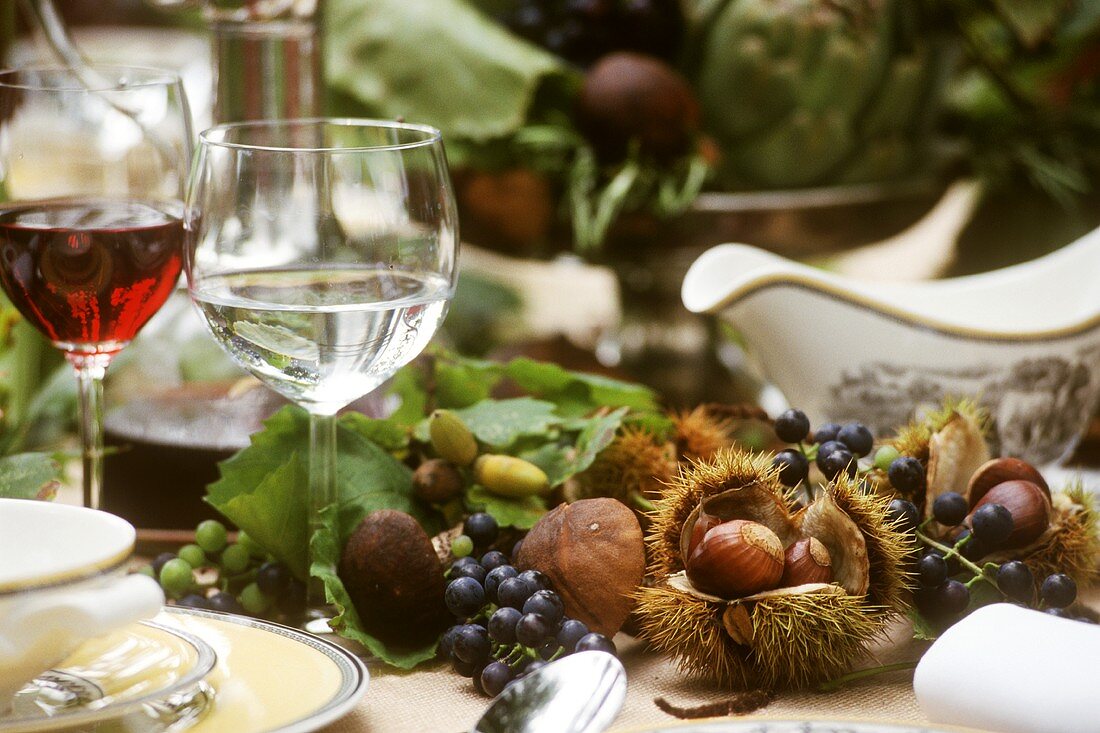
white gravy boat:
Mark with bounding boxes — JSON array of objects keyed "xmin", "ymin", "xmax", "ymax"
[
  {"xmin": 0, "ymin": 499, "xmax": 164, "ymax": 704},
  {"xmin": 682, "ymin": 227, "xmax": 1100, "ymax": 465}
]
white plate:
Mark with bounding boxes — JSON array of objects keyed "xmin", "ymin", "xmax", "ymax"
[
  {"xmin": 158, "ymin": 607, "xmax": 368, "ymax": 733},
  {"xmin": 2, "ymin": 619, "xmax": 216, "ymax": 732}
]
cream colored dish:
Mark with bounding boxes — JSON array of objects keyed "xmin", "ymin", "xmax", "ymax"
[
  {"xmin": 682, "ymin": 229, "xmax": 1100, "ymax": 465},
  {"xmin": 0, "ymin": 499, "xmax": 164, "ymax": 702}
]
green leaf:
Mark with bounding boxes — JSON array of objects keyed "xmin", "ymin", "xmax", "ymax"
[
  {"xmin": 339, "ymin": 412, "xmax": 410, "ymax": 453},
  {"xmin": 0, "ymin": 452, "xmax": 62, "ymax": 500},
  {"xmin": 453, "ymin": 398, "xmax": 561, "ymax": 448},
  {"xmin": 466, "ymin": 484, "xmax": 546, "ymax": 529},
  {"xmin": 325, "ymin": 0, "xmax": 578, "ymax": 144},
  {"xmin": 504, "ymin": 358, "xmax": 660, "ymax": 415},
  {"xmin": 909, "ymin": 607, "xmax": 939, "ymax": 641},
  {"xmin": 311, "ymin": 506, "xmax": 439, "ymax": 669},
  {"xmin": 207, "ymin": 406, "xmax": 434, "ymax": 581},
  {"xmin": 386, "ymin": 367, "xmax": 430, "ymax": 427},
  {"xmin": 520, "ymin": 408, "xmax": 627, "ymax": 486}
]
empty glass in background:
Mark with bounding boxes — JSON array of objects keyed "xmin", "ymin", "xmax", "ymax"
[
  {"xmin": 185, "ymin": 119, "xmax": 459, "ymax": 615},
  {"xmin": 0, "ymin": 65, "xmax": 192, "ymax": 509}
]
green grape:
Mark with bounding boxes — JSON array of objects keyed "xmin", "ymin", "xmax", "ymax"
[
  {"xmin": 239, "ymin": 582, "xmax": 271, "ymax": 615},
  {"xmin": 196, "ymin": 519, "xmax": 228, "ymax": 554},
  {"xmin": 237, "ymin": 531, "xmax": 267, "ymax": 559},
  {"xmin": 137, "ymin": 565, "xmax": 155, "ymax": 579},
  {"xmin": 451, "ymin": 534, "xmax": 474, "ymax": 558},
  {"xmin": 178, "ymin": 544, "xmax": 207, "ymax": 569},
  {"xmin": 159, "ymin": 558, "xmax": 194, "ymax": 599},
  {"xmin": 221, "ymin": 543, "xmax": 251, "ymax": 575},
  {"xmin": 874, "ymin": 445, "xmax": 900, "ymax": 472}
]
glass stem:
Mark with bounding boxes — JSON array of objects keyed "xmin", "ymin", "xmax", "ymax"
[
  {"xmin": 307, "ymin": 410, "xmax": 337, "ymax": 610},
  {"xmin": 70, "ymin": 355, "xmax": 108, "ymax": 509}
]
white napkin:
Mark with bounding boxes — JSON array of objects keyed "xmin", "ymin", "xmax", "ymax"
[{"xmin": 914, "ymin": 603, "xmax": 1100, "ymax": 733}]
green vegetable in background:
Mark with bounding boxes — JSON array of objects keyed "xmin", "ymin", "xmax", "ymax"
[{"xmin": 685, "ymin": 0, "xmax": 954, "ymax": 189}]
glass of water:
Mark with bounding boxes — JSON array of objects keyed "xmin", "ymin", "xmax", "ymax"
[{"xmin": 185, "ymin": 119, "xmax": 458, "ymax": 613}]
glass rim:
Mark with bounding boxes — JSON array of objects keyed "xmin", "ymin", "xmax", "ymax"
[
  {"xmin": 198, "ymin": 118, "xmax": 444, "ymax": 154},
  {"xmin": 0, "ymin": 64, "xmax": 183, "ymax": 92}
]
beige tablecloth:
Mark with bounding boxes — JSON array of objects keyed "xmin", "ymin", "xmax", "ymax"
[{"xmin": 326, "ymin": 620, "xmax": 929, "ymax": 733}]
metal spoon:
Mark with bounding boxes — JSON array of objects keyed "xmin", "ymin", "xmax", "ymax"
[{"xmin": 471, "ymin": 651, "xmax": 627, "ymax": 733}]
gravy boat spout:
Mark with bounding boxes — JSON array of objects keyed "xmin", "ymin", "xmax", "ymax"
[{"xmin": 681, "ymin": 230, "xmax": 1100, "ymax": 465}]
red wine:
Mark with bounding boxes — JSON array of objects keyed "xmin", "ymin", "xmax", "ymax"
[{"xmin": 0, "ymin": 198, "xmax": 183, "ymax": 353}]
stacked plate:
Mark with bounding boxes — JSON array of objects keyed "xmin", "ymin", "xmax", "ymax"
[
  {"xmin": 3, "ymin": 608, "xmax": 369, "ymax": 733},
  {"xmin": 0, "ymin": 500, "xmax": 368, "ymax": 733}
]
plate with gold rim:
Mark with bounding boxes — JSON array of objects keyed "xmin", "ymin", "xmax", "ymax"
[
  {"xmin": 1, "ymin": 619, "xmax": 216, "ymax": 732},
  {"xmin": 156, "ymin": 607, "xmax": 368, "ymax": 733}
]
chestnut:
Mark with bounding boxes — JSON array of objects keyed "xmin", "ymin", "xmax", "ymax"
[
  {"xmin": 780, "ymin": 537, "xmax": 833, "ymax": 587},
  {"xmin": 686, "ymin": 519, "xmax": 784, "ymax": 599},
  {"xmin": 967, "ymin": 458, "xmax": 1049, "ymax": 505},
  {"xmin": 968, "ymin": 480, "xmax": 1051, "ymax": 549}
]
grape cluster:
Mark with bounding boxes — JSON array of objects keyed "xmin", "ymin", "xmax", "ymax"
[
  {"xmin": 440, "ymin": 515, "xmax": 616, "ymax": 697},
  {"xmin": 497, "ymin": 0, "xmax": 683, "ymax": 68},
  {"xmin": 140, "ymin": 520, "xmax": 305, "ymax": 620},
  {"xmin": 906, "ymin": 494, "xmax": 1090, "ymax": 626}
]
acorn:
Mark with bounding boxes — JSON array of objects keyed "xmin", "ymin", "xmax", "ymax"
[
  {"xmin": 967, "ymin": 458, "xmax": 1050, "ymax": 505},
  {"xmin": 686, "ymin": 520, "xmax": 784, "ymax": 598},
  {"xmin": 969, "ymin": 480, "xmax": 1051, "ymax": 549},
  {"xmin": 781, "ymin": 537, "xmax": 833, "ymax": 587},
  {"xmin": 474, "ymin": 455, "xmax": 550, "ymax": 497},
  {"xmin": 429, "ymin": 409, "xmax": 478, "ymax": 466}
]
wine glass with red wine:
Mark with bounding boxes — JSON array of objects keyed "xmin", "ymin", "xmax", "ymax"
[{"xmin": 0, "ymin": 66, "xmax": 191, "ymax": 509}]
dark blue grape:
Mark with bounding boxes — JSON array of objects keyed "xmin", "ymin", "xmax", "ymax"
[
  {"xmin": 151, "ymin": 552, "xmax": 177, "ymax": 576},
  {"xmin": 497, "ymin": 577, "xmax": 535, "ymax": 610},
  {"xmin": 522, "ymin": 590, "xmax": 564, "ymax": 625},
  {"xmin": 888, "ymin": 456, "xmax": 925, "ymax": 493},
  {"xmin": 485, "ymin": 565, "xmax": 518, "ymax": 604},
  {"xmin": 451, "ymin": 556, "xmax": 480, "ymax": 571},
  {"xmin": 453, "ymin": 624, "xmax": 491, "ymax": 665},
  {"xmin": 1045, "ymin": 607, "xmax": 1071, "ymax": 618},
  {"xmin": 774, "ymin": 409, "xmax": 810, "ymax": 444},
  {"xmin": 996, "ymin": 561, "xmax": 1034, "ymax": 603},
  {"xmin": 887, "ymin": 499, "xmax": 920, "ymax": 533},
  {"xmin": 539, "ymin": 640, "xmax": 561, "ymax": 660},
  {"xmin": 207, "ymin": 591, "xmax": 244, "ymax": 615},
  {"xmin": 488, "ymin": 607, "xmax": 522, "ymax": 644},
  {"xmin": 955, "ymin": 529, "xmax": 987, "ymax": 561},
  {"xmin": 575, "ymin": 632, "xmax": 616, "ymax": 655},
  {"xmin": 450, "ymin": 652, "xmax": 479, "ymax": 677},
  {"xmin": 480, "ymin": 551, "xmax": 509, "ymax": 571},
  {"xmin": 515, "ymin": 613, "xmax": 553, "ymax": 647},
  {"xmin": 278, "ymin": 579, "xmax": 307, "ymax": 615},
  {"xmin": 773, "ymin": 449, "xmax": 809, "ymax": 488},
  {"xmin": 440, "ymin": 624, "xmax": 463, "ymax": 658},
  {"xmin": 970, "ymin": 503, "xmax": 1013, "ymax": 546},
  {"xmin": 1041, "ymin": 573, "xmax": 1077, "ymax": 609},
  {"xmin": 820, "ymin": 448, "xmax": 856, "ymax": 480},
  {"xmin": 918, "ymin": 553, "xmax": 948, "ymax": 588},
  {"xmin": 520, "ymin": 659, "xmax": 546, "ymax": 677},
  {"xmin": 556, "ymin": 618, "xmax": 589, "ymax": 652},
  {"xmin": 256, "ymin": 562, "xmax": 290, "ymax": 596},
  {"xmin": 178, "ymin": 593, "xmax": 210, "ymax": 610},
  {"xmin": 518, "ymin": 570, "xmax": 550, "ymax": 592},
  {"xmin": 932, "ymin": 492, "xmax": 968, "ymax": 527},
  {"xmin": 451, "ymin": 562, "xmax": 488, "ymax": 584},
  {"xmin": 480, "ymin": 661, "xmax": 514, "ymax": 697},
  {"xmin": 936, "ymin": 579, "xmax": 970, "ymax": 615},
  {"xmin": 445, "ymin": 577, "xmax": 486, "ymax": 618},
  {"xmin": 815, "ymin": 441, "xmax": 845, "ymax": 472},
  {"xmin": 814, "ymin": 423, "xmax": 841, "ymax": 444},
  {"xmin": 464, "ymin": 513, "xmax": 499, "ymax": 547},
  {"xmin": 837, "ymin": 423, "xmax": 873, "ymax": 457}
]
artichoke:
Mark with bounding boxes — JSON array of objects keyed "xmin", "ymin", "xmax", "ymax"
[{"xmin": 686, "ymin": 0, "xmax": 954, "ymax": 189}]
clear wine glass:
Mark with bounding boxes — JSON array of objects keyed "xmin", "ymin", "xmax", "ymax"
[
  {"xmin": 185, "ymin": 119, "xmax": 459, "ymax": 612},
  {"xmin": 0, "ymin": 65, "xmax": 192, "ymax": 509}
]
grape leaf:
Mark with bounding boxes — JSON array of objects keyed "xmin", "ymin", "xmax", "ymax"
[
  {"xmin": 908, "ymin": 607, "xmax": 939, "ymax": 641},
  {"xmin": 504, "ymin": 358, "xmax": 659, "ymax": 415},
  {"xmin": 311, "ymin": 506, "xmax": 439, "ymax": 669},
  {"xmin": 0, "ymin": 452, "xmax": 62, "ymax": 500},
  {"xmin": 207, "ymin": 406, "xmax": 432, "ymax": 581},
  {"xmin": 428, "ymin": 397, "xmax": 561, "ymax": 448},
  {"xmin": 466, "ymin": 485, "xmax": 546, "ymax": 529},
  {"xmin": 520, "ymin": 408, "xmax": 626, "ymax": 485}
]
